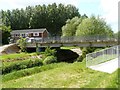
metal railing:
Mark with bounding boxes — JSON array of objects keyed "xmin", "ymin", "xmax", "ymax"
[
  {"xmin": 86, "ymin": 45, "xmax": 119, "ymax": 67},
  {"xmin": 27, "ymin": 36, "xmax": 118, "ymax": 43}
]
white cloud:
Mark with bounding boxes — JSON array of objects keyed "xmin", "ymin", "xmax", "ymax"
[{"xmin": 100, "ymin": 0, "xmax": 119, "ymax": 32}]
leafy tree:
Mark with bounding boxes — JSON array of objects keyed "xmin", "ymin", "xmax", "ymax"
[
  {"xmin": 62, "ymin": 17, "xmax": 82, "ymax": 36},
  {"xmin": 16, "ymin": 37, "xmax": 27, "ymax": 52},
  {"xmin": 114, "ymin": 31, "xmax": 120, "ymax": 39},
  {"xmin": 76, "ymin": 16, "xmax": 114, "ymax": 38},
  {"xmin": 62, "ymin": 15, "xmax": 88, "ymax": 37},
  {"xmin": 0, "ymin": 25, "xmax": 11, "ymax": 45},
  {"xmin": 1, "ymin": 3, "xmax": 80, "ymax": 36},
  {"xmin": 75, "ymin": 16, "xmax": 114, "ymax": 61}
]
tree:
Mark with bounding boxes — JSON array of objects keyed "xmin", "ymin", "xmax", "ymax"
[
  {"xmin": 1, "ymin": 3, "xmax": 80, "ymax": 36},
  {"xmin": 62, "ymin": 17, "xmax": 82, "ymax": 36},
  {"xmin": 76, "ymin": 16, "xmax": 114, "ymax": 38},
  {"xmin": 0, "ymin": 25, "xmax": 11, "ymax": 45},
  {"xmin": 75, "ymin": 16, "xmax": 114, "ymax": 61},
  {"xmin": 114, "ymin": 31, "xmax": 120, "ymax": 39},
  {"xmin": 61, "ymin": 14, "xmax": 88, "ymax": 37}
]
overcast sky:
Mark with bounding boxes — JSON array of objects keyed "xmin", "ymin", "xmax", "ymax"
[{"xmin": 0, "ymin": 0, "xmax": 119, "ymax": 33}]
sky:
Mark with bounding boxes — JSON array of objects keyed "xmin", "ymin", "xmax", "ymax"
[{"xmin": 0, "ymin": 0, "xmax": 119, "ymax": 33}]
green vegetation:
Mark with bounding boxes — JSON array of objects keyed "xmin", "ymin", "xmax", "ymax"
[
  {"xmin": 0, "ymin": 25, "xmax": 11, "ymax": 45},
  {"xmin": 2, "ymin": 60, "xmax": 119, "ymax": 88},
  {"xmin": 1, "ymin": 49, "xmax": 119, "ymax": 88},
  {"xmin": 1, "ymin": 53, "xmax": 31, "ymax": 61},
  {"xmin": 62, "ymin": 17, "xmax": 83, "ymax": 36},
  {"xmin": 114, "ymin": 31, "xmax": 120, "ymax": 39},
  {"xmin": 1, "ymin": 3, "xmax": 80, "ymax": 36},
  {"xmin": 61, "ymin": 46, "xmax": 79, "ymax": 50},
  {"xmin": 76, "ymin": 16, "xmax": 113, "ymax": 37},
  {"xmin": 2, "ymin": 62, "xmax": 68, "ymax": 82},
  {"xmin": 44, "ymin": 47, "xmax": 56, "ymax": 57},
  {"xmin": 62, "ymin": 15, "xmax": 114, "ymax": 62},
  {"xmin": 43, "ymin": 56, "xmax": 57, "ymax": 65},
  {"xmin": 1, "ymin": 47, "xmax": 59, "ymax": 74},
  {"xmin": 2, "ymin": 58, "xmax": 43, "ymax": 74},
  {"xmin": 17, "ymin": 37, "xmax": 27, "ymax": 52},
  {"xmin": 62, "ymin": 15, "xmax": 114, "ymax": 37}
]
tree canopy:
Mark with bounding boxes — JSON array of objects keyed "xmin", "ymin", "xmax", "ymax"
[
  {"xmin": 1, "ymin": 3, "xmax": 80, "ymax": 36},
  {"xmin": 62, "ymin": 17, "xmax": 82, "ymax": 36},
  {"xmin": 0, "ymin": 25, "xmax": 11, "ymax": 44},
  {"xmin": 62, "ymin": 15, "xmax": 114, "ymax": 38},
  {"xmin": 76, "ymin": 16, "xmax": 114, "ymax": 38}
]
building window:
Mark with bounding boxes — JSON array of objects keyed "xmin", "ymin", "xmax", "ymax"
[
  {"xmin": 39, "ymin": 33, "xmax": 42, "ymax": 37},
  {"xmin": 20, "ymin": 33, "xmax": 25, "ymax": 37},
  {"xmin": 33, "ymin": 32, "xmax": 39, "ymax": 36},
  {"xmin": 15, "ymin": 34, "xmax": 20, "ymax": 37}
]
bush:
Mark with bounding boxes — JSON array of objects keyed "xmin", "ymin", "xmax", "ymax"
[
  {"xmin": 2, "ymin": 59, "xmax": 43, "ymax": 74},
  {"xmin": 43, "ymin": 56, "xmax": 57, "ymax": 65},
  {"xmin": 45, "ymin": 47, "xmax": 56, "ymax": 56},
  {"xmin": 76, "ymin": 47, "xmax": 96, "ymax": 62},
  {"xmin": 17, "ymin": 37, "xmax": 27, "ymax": 52}
]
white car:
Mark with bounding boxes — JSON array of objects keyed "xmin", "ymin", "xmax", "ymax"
[
  {"xmin": 26, "ymin": 37, "xmax": 35, "ymax": 43},
  {"xmin": 26, "ymin": 37, "xmax": 42, "ymax": 43}
]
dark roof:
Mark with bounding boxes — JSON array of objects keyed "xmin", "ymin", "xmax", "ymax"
[{"xmin": 11, "ymin": 28, "xmax": 48, "ymax": 34}]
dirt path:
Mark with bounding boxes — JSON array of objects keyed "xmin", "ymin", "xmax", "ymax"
[
  {"xmin": 89, "ymin": 58, "xmax": 119, "ymax": 74},
  {"xmin": 0, "ymin": 44, "xmax": 19, "ymax": 55}
]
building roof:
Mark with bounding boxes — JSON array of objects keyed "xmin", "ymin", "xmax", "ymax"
[{"xmin": 11, "ymin": 28, "xmax": 48, "ymax": 34}]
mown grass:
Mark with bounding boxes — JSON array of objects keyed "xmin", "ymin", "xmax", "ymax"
[{"xmin": 2, "ymin": 60, "xmax": 119, "ymax": 88}]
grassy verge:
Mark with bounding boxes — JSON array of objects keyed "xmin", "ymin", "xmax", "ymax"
[
  {"xmin": 2, "ymin": 61, "xmax": 119, "ymax": 88},
  {"xmin": 0, "ymin": 53, "xmax": 30, "ymax": 61},
  {"xmin": 2, "ymin": 62, "xmax": 68, "ymax": 82}
]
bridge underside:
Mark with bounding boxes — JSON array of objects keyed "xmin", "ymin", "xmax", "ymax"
[{"xmin": 26, "ymin": 41, "xmax": 118, "ymax": 48}]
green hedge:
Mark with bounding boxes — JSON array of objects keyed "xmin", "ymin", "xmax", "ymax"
[{"xmin": 2, "ymin": 59, "xmax": 43, "ymax": 74}]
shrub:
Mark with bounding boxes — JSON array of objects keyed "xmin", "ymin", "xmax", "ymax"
[
  {"xmin": 2, "ymin": 59, "xmax": 43, "ymax": 74},
  {"xmin": 76, "ymin": 47, "xmax": 96, "ymax": 62},
  {"xmin": 43, "ymin": 56, "xmax": 57, "ymax": 65},
  {"xmin": 17, "ymin": 37, "xmax": 27, "ymax": 52},
  {"xmin": 45, "ymin": 47, "xmax": 56, "ymax": 56}
]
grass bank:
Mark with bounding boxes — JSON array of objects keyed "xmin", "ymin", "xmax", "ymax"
[{"xmin": 2, "ymin": 60, "xmax": 119, "ymax": 88}]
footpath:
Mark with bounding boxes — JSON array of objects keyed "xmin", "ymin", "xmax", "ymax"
[
  {"xmin": 89, "ymin": 58, "xmax": 119, "ymax": 74},
  {"xmin": 0, "ymin": 44, "xmax": 19, "ymax": 55}
]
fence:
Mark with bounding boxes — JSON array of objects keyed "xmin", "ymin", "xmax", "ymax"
[
  {"xmin": 27, "ymin": 35, "xmax": 117, "ymax": 43},
  {"xmin": 86, "ymin": 45, "xmax": 119, "ymax": 67}
]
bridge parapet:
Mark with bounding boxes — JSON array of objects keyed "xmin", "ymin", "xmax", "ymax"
[
  {"xmin": 28, "ymin": 36, "xmax": 118, "ymax": 43},
  {"xmin": 25, "ymin": 36, "xmax": 118, "ymax": 47}
]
